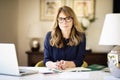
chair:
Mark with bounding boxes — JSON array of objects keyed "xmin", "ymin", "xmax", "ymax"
[
  {"xmin": 35, "ymin": 60, "xmax": 88, "ymax": 67},
  {"xmin": 81, "ymin": 61, "xmax": 88, "ymax": 67},
  {"xmin": 35, "ymin": 60, "xmax": 44, "ymax": 67}
]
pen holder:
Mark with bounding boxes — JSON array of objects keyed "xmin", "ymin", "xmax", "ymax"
[
  {"xmin": 108, "ymin": 61, "xmax": 120, "ymax": 78},
  {"xmin": 107, "ymin": 48, "xmax": 120, "ymax": 78}
]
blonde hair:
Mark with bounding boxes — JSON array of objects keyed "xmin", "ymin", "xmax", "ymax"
[{"xmin": 50, "ymin": 6, "xmax": 84, "ymax": 48}]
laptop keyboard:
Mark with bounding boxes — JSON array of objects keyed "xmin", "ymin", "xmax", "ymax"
[
  {"xmin": 19, "ymin": 69, "xmax": 27, "ymax": 73},
  {"xmin": 19, "ymin": 69, "xmax": 38, "ymax": 74},
  {"xmin": 20, "ymin": 70, "xmax": 25, "ymax": 73}
]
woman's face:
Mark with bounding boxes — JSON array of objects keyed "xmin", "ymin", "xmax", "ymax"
[{"xmin": 58, "ymin": 12, "xmax": 73, "ymax": 32}]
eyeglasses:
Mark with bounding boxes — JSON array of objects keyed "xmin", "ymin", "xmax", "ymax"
[{"xmin": 58, "ymin": 16, "xmax": 72, "ymax": 23}]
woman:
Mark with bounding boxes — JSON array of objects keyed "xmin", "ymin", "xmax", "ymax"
[{"xmin": 44, "ymin": 6, "xmax": 86, "ymax": 70}]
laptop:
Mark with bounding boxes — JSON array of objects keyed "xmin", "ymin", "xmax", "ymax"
[{"xmin": 0, "ymin": 43, "xmax": 38, "ymax": 76}]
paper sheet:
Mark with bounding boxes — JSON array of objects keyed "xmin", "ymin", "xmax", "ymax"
[
  {"xmin": 104, "ymin": 76, "xmax": 120, "ymax": 80},
  {"xmin": 59, "ymin": 72, "xmax": 90, "ymax": 79},
  {"xmin": 63, "ymin": 67, "xmax": 91, "ymax": 72}
]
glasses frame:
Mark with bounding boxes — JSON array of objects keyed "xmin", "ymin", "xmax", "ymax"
[{"xmin": 58, "ymin": 16, "xmax": 73, "ymax": 23}]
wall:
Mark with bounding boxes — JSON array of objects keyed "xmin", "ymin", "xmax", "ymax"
[
  {"xmin": 86, "ymin": 0, "xmax": 113, "ymax": 52},
  {"xmin": 18, "ymin": 0, "xmax": 52, "ymax": 65},
  {"xmin": 0, "ymin": 0, "xmax": 113, "ymax": 66},
  {"xmin": 0, "ymin": 0, "xmax": 18, "ymax": 44}
]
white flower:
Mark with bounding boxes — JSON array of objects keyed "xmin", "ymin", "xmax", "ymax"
[{"xmin": 81, "ymin": 17, "xmax": 90, "ymax": 28}]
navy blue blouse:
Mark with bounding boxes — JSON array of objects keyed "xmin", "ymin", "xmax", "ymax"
[{"xmin": 44, "ymin": 31, "xmax": 86, "ymax": 67}]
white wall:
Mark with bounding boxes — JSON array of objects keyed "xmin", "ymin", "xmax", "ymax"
[
  {"xmin": 86, "ymin": 0, "xmax": 113, "ymax": 52},
  {"xmin": 18, "ymin": 0, "xmax": 53, "ymax": 65},
  {"xmin": 0, "ymin": 0, "xmax": 113, "ymax": 66}
]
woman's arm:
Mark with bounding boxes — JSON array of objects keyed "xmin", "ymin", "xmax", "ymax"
[
  {"xmin": 44, "ymin": 32, "xmax": 52, "ymax": 66},
  {"xmin": 73, "ymin": 34, "xmax": 86, "ymax": 67}
]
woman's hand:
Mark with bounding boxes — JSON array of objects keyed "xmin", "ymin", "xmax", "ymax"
[
  {"xmin": 46, "ymin": 60, "xmax": 76, "ymax": 70},
  {"xmin": 45, "ymin": 61, "xmax": 57, "ymax": 69},
  {"xmin": 56, "ymin": 60, "xmax": 76, "ymax": 70}
]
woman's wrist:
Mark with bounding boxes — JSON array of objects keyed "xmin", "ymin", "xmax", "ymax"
[
  {"xmin": 60, "ymin": 60, "xmax": 76, "ymax": 69},
  {"xmin": 46, "ymin": 61, "xmax": 57, "ymax": 69},
  {"xmin": 68, "ymin": 61, "xmax": 76, "ymax": 68}
]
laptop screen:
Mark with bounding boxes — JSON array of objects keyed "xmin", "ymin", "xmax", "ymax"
[
  {"xmin": 0, "ymin": 43, "xmax": 38, "ymax": 76},
  {"xmin": 0, "ymin": 43, "xmax": 20, "ymax": 76}
]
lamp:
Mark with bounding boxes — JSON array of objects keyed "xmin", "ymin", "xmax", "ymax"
[
  {"xmin": 28, "ymin": 23, "xmax": 43, "ymax": 52},
  {"xmin": 99, "ymin": 13, "xmax": 120, "ymax": 78}
]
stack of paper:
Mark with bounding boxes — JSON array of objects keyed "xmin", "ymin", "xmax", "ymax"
[{"xmin": 49, "ymin": 67, "xmax": 91, "ymax": 73}]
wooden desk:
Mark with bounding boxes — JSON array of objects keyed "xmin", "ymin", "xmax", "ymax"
[
  {"xmin": 26, "ymin": 51, "xmax": 107, "ymax": 66},
  {"xmin": 0, "ymin": 67, "xmax": 119, "ymax": 80}
]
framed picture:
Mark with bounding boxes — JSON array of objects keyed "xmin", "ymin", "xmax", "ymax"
[
  {"xmin": 40, "ymin": 0, "xmax": 65, "ymax": 21},
  {"xmin": 70, "ymin": 0, "xmax": 95, "ymax": 21}
]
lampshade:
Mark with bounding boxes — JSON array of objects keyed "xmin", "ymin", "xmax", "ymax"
[
  {"xmin": 99, "ymin": 13, "xmax": 120, "ymax": 78},
  {"xmin": 28, "ymin": 23, "xmax": 43, "ymax": 38},
  {"xmin": 99, "ymin": 14, "xmax": 120, "ymax": 45},
  {"xmin": 28, "ymin": 23, "xmax": 43, "ymax": 52}
]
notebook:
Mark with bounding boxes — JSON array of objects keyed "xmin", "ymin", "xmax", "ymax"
[
  {"xmin": 87, "ymin": 64, "xmax": 107, "ymax": 71},
  {"xmin": 0, "ymin": 43, "xmax": 38, "ymax": 76}
]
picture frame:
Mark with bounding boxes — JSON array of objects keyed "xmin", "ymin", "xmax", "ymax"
[
  {"xmin": 70, "ymin": 0, "xmax": 95, "ymax": 21},
  {"xmin": 40, "ymin": 0, "xmax": 66, "ymax": 21}
]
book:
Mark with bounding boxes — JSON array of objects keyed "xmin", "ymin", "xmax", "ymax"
[{"xmin": 87, "ymin": 64, "xmax": 107, "ymax": 71}]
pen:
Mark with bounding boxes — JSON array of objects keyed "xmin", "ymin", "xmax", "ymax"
[
  {"xmin": 49, "ymin": 69, "xmax": 62, "ymax": 73},
  {"xmin": 71, "ymin": 70, "xmax": 91, "ymax": 72},
  {"xmin": 43, "ymin": 72, "xmax": 54, "ymax": 74}
]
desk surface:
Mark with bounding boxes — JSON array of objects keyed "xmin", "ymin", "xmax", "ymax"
[{"xmin": 0, "ymin": 67, "xmax": 119, "ymax": 80}]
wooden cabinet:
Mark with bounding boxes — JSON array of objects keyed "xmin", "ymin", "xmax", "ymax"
[
  {"xmin": 84, "ymin": 52, "xmax": 107, "ymax": 66},
  {"xmin": 26, "ymin": 51, "xmax": 44, "ymax": 66},
  {"xmin": 26, "ymin": 51, "xmax": 108, "ymax": 66}
]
